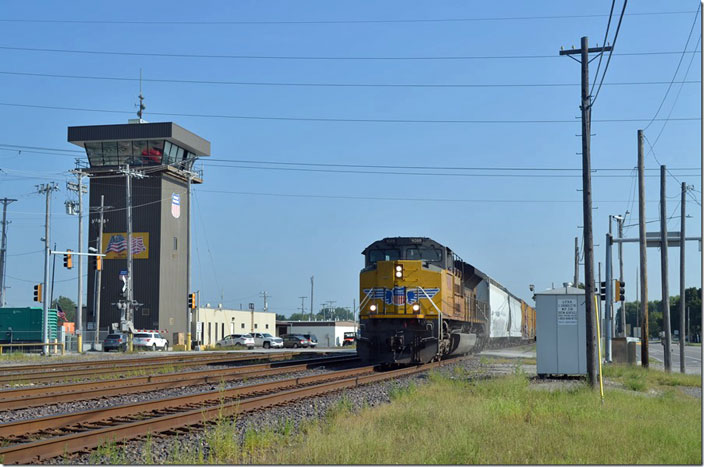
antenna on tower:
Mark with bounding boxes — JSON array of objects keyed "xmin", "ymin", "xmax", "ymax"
[{"xmin": 136, "ymin": 69, "xmax": 145, "ymax": 121}]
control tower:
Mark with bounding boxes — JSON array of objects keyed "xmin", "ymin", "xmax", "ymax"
[{"xmin": 68, "ymin": 120, "xmax": 210, "ymax": 336}]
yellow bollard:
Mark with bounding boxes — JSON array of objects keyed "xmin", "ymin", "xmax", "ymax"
[
  {"xmin": 77, "ymin": 334, "xmax": 82, "ymax": 354},
  {"xmin": 593, "ymin": 296, "xmax": 605, "ymax": 402}
]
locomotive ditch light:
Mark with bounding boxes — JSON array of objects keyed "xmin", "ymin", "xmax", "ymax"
[
  {"xmin": 412, "ymin": 304, "xmax": 420, "ymax": 312},
  {"xmin": 370, "ymin": 304, "xmax": 377, "ymax": 312}
]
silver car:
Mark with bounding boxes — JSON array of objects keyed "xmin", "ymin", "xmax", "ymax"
[
  {"xmin": 216, "ymin": 333, "xmax": 255, "ymax": 349},
  {"xmin": 251, "ymin": 332, "xmax": 284, "ymax": 349}
]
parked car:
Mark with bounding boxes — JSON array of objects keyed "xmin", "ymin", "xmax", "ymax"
[
  {"xmin": 251, "ymin": 332, "xmax": 284, "ymax": 349},
  {"xmin": 133, "ymin": 331, "xmax": 169, "ymax": 351},
  {"xmin": 343, "ymin": 332, "xmax": 356, "ymax": 346},
  {"xmin": 103, "ymin": 333, "xmax": 128, "ymax": 352},
  {"xmin": 282, "ymin": 334, "xmax": 309, "ymax": 348},
  {"xmin": 302, "ymin": 333, "xmax": 318, "ymax": 348},
  {"xmin": 216, "ymin": 334, "xmax": 255, "ymax": 349}
]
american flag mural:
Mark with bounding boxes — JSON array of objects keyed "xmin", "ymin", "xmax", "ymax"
[{"xmin": 105, "ymin": 235, "xmax": 147, "ymax": 255}]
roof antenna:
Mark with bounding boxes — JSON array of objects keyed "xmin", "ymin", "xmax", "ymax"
[{"xmin": 136, "ymin": 69, "xmax": 145, "ymax": 121}]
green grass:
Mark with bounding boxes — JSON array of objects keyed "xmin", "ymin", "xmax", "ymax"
[
  {"xmin": 604, "ymin": 364, "xmax": 702, "ymax": 391},
  {"xmin": 241, "ymin": 372, "xmax": 701, "ymax": 465}
]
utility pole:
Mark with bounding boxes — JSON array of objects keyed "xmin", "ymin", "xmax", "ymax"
[
  {"xmin": 637, "ymin": 130, "xmax": 649, "ymax": 367},
  {"xmin": 67, "ymin": 169, "xmax": 87, "ymax": 352},
  {"xmin": 574, "ymin": 236, "xmax": 580, "ymax": 286},
  {"xmin": 618, "ymin": 215, "xmax": 625, "ymax": 336},
  {"xmin": 92, "ymin": 195, "xmax": 107, "ymax": 350},
  {"xmin": 0, "ymin": 198, "xmax": 17, "ymax": 307},
  {"xmin": 120, "ymin": 164, "xmax": 144, "ymax": 351},
  {"xmin": 560, "ymin": 37, "xmax": 611, "ymax": 388},
  {"xmin": 660, "ymin": 165, "xmax": 672, "ymax": 372},
  {"xmin": 679, "ymin": 182, "xmax": 686, "ymax": 373},
  {"xmin": 310, "ymin": 276, "xmax": 314, "ymax": 320},
  {"xmin": 299, "ymin": 296, "xmax": 307, "ymax": 315},
  {"xmin": 37, "ymin": 183, "xmax": 58, "ymax": 354},
  {"xmin": 187, "ymin": 171, "xmax": 192, "ymax": 350}
]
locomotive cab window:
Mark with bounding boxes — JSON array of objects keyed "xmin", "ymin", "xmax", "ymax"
[
  {"xmin": 405, "ymin": 247, "xmax": 442, "ymax": 262},
  {"xmin": 368, "ymin": 249, "xmax": 400, "ymax": 264}
]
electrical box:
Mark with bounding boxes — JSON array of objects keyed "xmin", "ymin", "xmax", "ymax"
[{"xmin": 535, "ymin": 285, "xmax": 587, "ymax": 376}]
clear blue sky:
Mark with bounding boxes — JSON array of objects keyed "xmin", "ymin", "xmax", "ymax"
[{"xmin": 0, "ymin": 0, "xmax": 700, "ymax": 317}]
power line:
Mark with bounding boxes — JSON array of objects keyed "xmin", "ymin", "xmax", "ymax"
[
  {"xmin": 0, "ymin": 45, "xmax": 698, "ymax": 61},
  {"xmin": 590, "ymin": 0, "xmax": 616, "ymax": 99},
  {"xmin": 0, "ymin": 101, "xmax": 697, "ymax": 124},
  {"xmin": 0, "ymin": 70, "xmax": 699, "ymax": 89},
  {"xmin": 206, "ymin": 163, "xmax": 698, "ymax": 178},
  {"xmin": 643, "ymin": 4, "xmax": 701, "ymax": 130},
  {"xmin": 0, "ymin": 10, "xmax": 695, "ymax": 25},
  {"xmin": 591, "ymin": 0, "xmax": 629, "ymax": 106}
]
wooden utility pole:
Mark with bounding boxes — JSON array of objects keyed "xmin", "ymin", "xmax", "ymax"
[
  {"xmin": 0, "ymin": 198, "xmax": 17, "ymax": 307},
  {"xmin": 560, "ymin": 37, "xmax": 611, "ymax": 387},
  {"xmin": 660, "ymin": 165, "xmax": 672, "ymax": 372},
  {"xmin": 574, "ymin": 236, "xmax": 580, "ymax": 286},
  {"xmin": 637, "ymin": 130, "xmax": 649, "ymax": 367},
  {"xmin": 679, "ymin": 182, "xmax": 686, "ymax": 373}
]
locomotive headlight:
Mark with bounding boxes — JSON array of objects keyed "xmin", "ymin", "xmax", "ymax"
[
  {"xmin": 395, "ymin": 265, "xmax": 403, "ymax": 278},
  {"xmin": 370, "ymin": 304, "xmax": 377, "ymax": 312},
  {"xmin": 412, "ymin": 304, "xmax": 420, "ymax": 312}
]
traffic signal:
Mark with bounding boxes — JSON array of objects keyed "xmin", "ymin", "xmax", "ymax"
[
  {"xmin": 33, "ymin": 284, "xmax": 42, "ymax": 302},
  {"xmin": 92, "ymin": 255, "xmax": 103, "ymax": 271},
  {"xmin": 63, "ymin": 250, "xmax": 73, "ymax": 269},
  {"xmin": 618, "ymin": 281, "xmax": 625, "ymax": 301},
  {"xmin": 187, "ymin": 293, "xmax": 196, "ymax": 309},
  {"xmin": 599, "ymin": 281, "xmax": 607, "ymax": 301}
]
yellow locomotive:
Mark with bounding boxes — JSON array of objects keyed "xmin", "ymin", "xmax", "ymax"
[{"xmin": 358, "ymin": 237, "xmax": 535, "ymax": 364}]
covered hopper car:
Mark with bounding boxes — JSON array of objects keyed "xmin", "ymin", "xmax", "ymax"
[{"xmin": 357, "ymin": 237, "xmax": 535, "ymax": 364}]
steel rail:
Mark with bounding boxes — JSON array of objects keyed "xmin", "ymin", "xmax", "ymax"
[
  {"xmin": 0, "ymin": 365, "xmax": 376, "ymax": 439},
  {"xmin": 0, "ymin": 355, "xmax": 359, "ymax": 408},
  {"xmin": 0, "ymin": 360, "xmax": 444, "ymax": 464},
  {"xmin": 0, "ymin": 351, "xmax": 271, "ymax": 373},
  {"xmin": 0, "ymin": 352, "xmax": 301, "ymax": 383}
]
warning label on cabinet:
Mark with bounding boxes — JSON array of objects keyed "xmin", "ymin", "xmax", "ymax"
[{"xmin": 557, "ymin": 298, "xmax": 578, "ymax": 325}]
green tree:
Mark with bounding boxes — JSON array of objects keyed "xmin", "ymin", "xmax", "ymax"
[
  {"xmin": 621, "ymin": 287, "xmax": 701, "ymax": 339},
  {"xmin": 50, "ymin": 295, "xmax": 77, "ymax": 322},
  {"xmin": 275, "ymin": 314, "xmax": 287, "ymax": 321}
]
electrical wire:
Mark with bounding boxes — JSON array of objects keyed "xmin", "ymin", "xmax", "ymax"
[
  {"xmin": 591, "ymin": 0, "xmax": 629, "ymax": 107},
  {"xmin": 0, "ymin": 70, "xmax": 699, "ymax": 89},
  {"xmin": 0, "ymin": 101, "xmax": 698, "ymax": 124},
  {"xmin": 0, "ymin": 45, "xmax": 697, "ymax": 61},
  {"xmin": 590, "ymin": 0, "xmax": 616, "ymax": 99},
  {"xmin": 643, "ymin": 4, "xmax": 701, "ymax": 130},
  {"xmin": 0, "ymin": 10, "xmax": 695, "ymax": 25}
]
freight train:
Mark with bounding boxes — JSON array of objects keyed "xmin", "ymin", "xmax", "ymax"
[{"xmin": 357, "ymin": 237, "xmax": 535, "ymax": 364}]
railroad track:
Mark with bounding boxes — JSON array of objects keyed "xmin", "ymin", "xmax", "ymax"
[
  {"xmin": 0, "ymin": 360, "xmax": 446, "ymax": 464},
  {"xmin": 0, "ymin": 351, "xmax": 312, "ymax": 384},
  {"xmin": 0, "ymin": 354, "xmax": 359, "ymax": 410}
]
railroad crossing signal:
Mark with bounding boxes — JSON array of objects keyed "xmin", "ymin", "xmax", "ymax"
[
  {"xmin": 33, "ymin": 284, "xmax": 42, "ymax": 302},
  {"xmin": 614, "ymin": 280, "xmax": 625, "ymax": 302},
  {"xmin": 63, "ymin": 250, "xmax": 73, "ymax": 269},
  {"xmin": 187, "ymin": 293, "xmax": 196, "ymax": 309},
  {"xmin": 599, "ymin": 281, "xmax": 607, "ymax": 302}
]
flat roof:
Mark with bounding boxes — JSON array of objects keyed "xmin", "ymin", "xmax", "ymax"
[{"xmin": 67, "ymin": 121, "xmax": 210, "ymax": 156}]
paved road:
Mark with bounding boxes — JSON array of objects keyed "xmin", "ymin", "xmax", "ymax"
[{"xmin": 646, "ymin": 342, "xmax": 702, "ymax": 374}]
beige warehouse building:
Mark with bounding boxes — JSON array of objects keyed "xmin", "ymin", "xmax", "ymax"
[{"xmin": 193, "ymin": 307, "xmax": 276, "ymax": 347}]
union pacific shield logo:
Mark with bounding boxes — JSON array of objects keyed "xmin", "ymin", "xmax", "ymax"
[{"xmin": 171, "ymin": 193, "xmax": 180, "ymax": 219}]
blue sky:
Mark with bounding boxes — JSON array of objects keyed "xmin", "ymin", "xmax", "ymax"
[{"xmin": 0, "ymin": 0, "xmax": 700, "ymax": 317}]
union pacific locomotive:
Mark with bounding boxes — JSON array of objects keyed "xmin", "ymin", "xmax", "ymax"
[{"xmin": 357, "ymin": 237, "xmax": 535, "ymax": 364}]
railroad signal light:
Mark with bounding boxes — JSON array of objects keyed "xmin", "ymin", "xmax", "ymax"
[
  {"xmin": 188, "ymin": 293, "xmax": 196, "ymax": 309},
  {"xmin": 394, "ymin": 264, "xmax": 403, "ymax": 279},
  {"xmin": 33, "ymin": 283, "xmax": 42, "ymax": 302},
  {"xmin": 599, "ymin": 281, "xmax": 607, "ymax": 302},
  {"xmin": 63, "ymin": 250, "xmax": 73, "ymax": 269}
]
